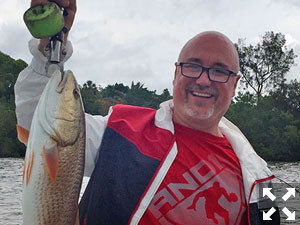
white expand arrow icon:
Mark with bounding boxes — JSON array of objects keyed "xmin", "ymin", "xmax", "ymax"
[
  {"xmin": 282, "ymin": 188, "xmax": 295, "ymax": 201},
  {"xmin": 263, "ymin": 207, "xmax": 276, "ymax": 220},
  {"xmin": 282, "ymin": 207, "xmax": 296, "ymax": 220},
  {"xmin": 263, "ymin": 188, "xmax": 276, "ymax": 201}
]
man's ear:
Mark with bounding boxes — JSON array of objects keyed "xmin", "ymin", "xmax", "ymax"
[
  {"xmin": 173, "ymin": 63, "xmax": 179, "ymax": 85},
  {"xmin": 232, "ymin": 75, "xmax": 241, "ymax": 97}
]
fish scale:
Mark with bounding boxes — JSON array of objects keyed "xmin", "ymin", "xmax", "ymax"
[{"xmin": 34, "ymin": 145, "xmax": 83, "ymax": 224}]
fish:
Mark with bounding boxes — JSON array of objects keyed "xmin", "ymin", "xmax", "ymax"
[{"xmin": 19, "ymin": 70, "xmax": 85, "ymax": 225}]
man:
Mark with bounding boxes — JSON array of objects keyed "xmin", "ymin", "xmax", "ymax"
[{"xmin": 15, "ymin": 0, "xmax": 280, "ymax": 224}]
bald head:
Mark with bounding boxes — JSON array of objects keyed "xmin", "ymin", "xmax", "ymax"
[{"xmin": 178, "ymin": 31, "xmax": 240, "ymax": 72}]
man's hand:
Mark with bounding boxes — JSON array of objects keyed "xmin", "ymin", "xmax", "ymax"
[{"xmin": 30, "ymin": 0, "xmax": 77, "ymax": 53}]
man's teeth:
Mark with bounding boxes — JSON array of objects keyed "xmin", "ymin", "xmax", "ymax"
[{"xmin": 191, "ymin": 91, "xmax": 212, "ymax": 97}]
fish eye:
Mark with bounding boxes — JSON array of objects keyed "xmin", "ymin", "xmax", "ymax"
[{"xmin": 73, "ymin": 88, "xmax": 80, "ymax": 99}]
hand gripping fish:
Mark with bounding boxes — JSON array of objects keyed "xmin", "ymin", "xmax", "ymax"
[{"xmin": 19, "ymin": 70, "xmax": 85, "ymax": 225}]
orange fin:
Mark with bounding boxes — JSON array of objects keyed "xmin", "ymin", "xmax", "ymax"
[
  {"xmin": 17, "ymin": 125, "xmax": 29, "ymax": 145},
  {"xmin": 43, "ymin": 144, "xmax": 59, "ymax": 182},
  {"xmin": 26, "ymin": 152, "xmax": 35, "ymax": 185}
]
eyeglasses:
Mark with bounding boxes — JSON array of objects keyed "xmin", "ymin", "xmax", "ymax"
[{"xmin": 176, "ymin": 62, "xmax": 238, "ymax": 83}]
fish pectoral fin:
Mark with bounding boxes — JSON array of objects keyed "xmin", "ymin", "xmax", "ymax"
[
  {"xmin": 43, "ymin": 143, "xmax": 59, "ymax": 182},
  {"xmin": 17, "ymin": 125, "xmax": 29, "ymax": 145}
]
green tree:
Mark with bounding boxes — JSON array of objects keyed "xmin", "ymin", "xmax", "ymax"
[
  {"xmin": 80, "ymin": 80, "xmax": 102, "ymax": 115},
  {"xmin": 158, "ymin": 88, "xmax": 172, "ymax": 105},
  {"xmin": 0, "ymin": 51, "xmax": 27, "ymax": 157},
  {"xmin": 0, "ymin": 104, "xmax": 25, "ymax": 157},
  {"xmin": 0, "ymin": 52, "xmax": 27, "ymax": 75},
  {"xmin": 226, "ymin": 91, "xmax": 300, "ymax": 161},
  {"xmin": 125, "ymin": 82, "xmax": 158, "ymax": 108},
  {"xmin": 269, "ymin": 79, "xmax": 300, "ymax": 117},
  {"xmin": 101, "ymin": 83, "xmax": 129, "ymax": 98},
  {"xmin": 235, "ymin": 31, "xmax": 297, "ymax": 103}
]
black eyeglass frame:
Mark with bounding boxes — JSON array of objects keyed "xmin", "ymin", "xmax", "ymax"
[{"xmin": 176, "ymin": 62, "xmax": 238, "ymax": 83}]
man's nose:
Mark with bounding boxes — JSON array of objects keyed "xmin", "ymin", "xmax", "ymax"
[{"xmin": 195, "ymin": 69, "xmax": 212, "ymax": 86}]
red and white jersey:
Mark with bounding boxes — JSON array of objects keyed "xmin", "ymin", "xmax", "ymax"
[{"xmin": 140, "ymin": 122, "xmax": 247, "ymax": 225}]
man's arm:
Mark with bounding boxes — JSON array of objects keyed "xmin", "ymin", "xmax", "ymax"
[
  {"xmin": 14, "ymin": 38, "xmax": 73, "ymax": 132},
  {"xmin": 15, "ymin": 0, "xmax": 105, "ymax": 177},
  {"xmin": 16, "ymin": 0, "xmax": 76, "ymax": 131}
]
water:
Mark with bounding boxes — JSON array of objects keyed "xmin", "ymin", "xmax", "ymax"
[
  {"xmin": 0, "ymin": 158, "xmax": 23, "ymax": 225},
  {"xmin": 0, "ymin": 158, "xmax": 88, "ymax": 225},
  {"xmin": 268, "ymin": 162, "xmax": 300, "ymax": 224},
  {"xmin": 0, "ymin": 158, "xmax": 299, "ymax": 224}
]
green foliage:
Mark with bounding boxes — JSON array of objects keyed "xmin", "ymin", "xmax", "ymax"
[
  {"xmin": 80, "ymin": 80, "xmax": 103, "ymax": 115},
  {"xmin": 0, "ymin": 51, "xmax": 27, "ymax": 157},
  {"xmin": 101, "ymin": 83, "xmax": 129, "ymax": 98},
  {"xmin": 80, "ymin": 81, "xmax": 172, "ymax": 116},
  {"xmin": 0, "ymin": 52, "xmax": 27, "ymax": 75},
  {"xmin": 226, "ymin": 84, "xmax": 300, "ymax": 161},
  {"xmin": 236, "ymin": 31, "xmax": 297, "ymax": 102},
  {"xmin": 269, "ymin": 80, "xmax": 300, "ymax": 117}
]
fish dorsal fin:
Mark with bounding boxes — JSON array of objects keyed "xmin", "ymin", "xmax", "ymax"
[
  {"xmin": 17, "ymin": 125, "xmax": 30, "ymax": 145},
  {"xmin": 43, "ymin": 143, "xmax": 59, "ymax": 182}
]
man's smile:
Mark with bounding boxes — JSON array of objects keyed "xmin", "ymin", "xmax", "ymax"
[{"xmin": 190, "ymin": 91, "xmax": 214, "ymax": 98}]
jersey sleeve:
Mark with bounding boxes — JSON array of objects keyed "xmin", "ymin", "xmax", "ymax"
[
  {"xmin": 84, "ymin": 113, "xmax": 109, "ymax": 177},
  {"xmin": 14, "ymin": 38, "xmax": 62, "ymax": 130}
]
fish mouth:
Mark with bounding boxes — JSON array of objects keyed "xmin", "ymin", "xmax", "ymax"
[{"xmin": 56, "ymin": 71, "xmax": 69, "ymax": 93}]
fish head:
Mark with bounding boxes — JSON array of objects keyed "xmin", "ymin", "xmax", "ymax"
[{"xmin": 40, "ymin": 70, "xmax": 85, "ymax": 147}]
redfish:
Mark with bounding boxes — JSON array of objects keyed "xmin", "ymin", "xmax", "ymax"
[{"xmin": 19, "ymin": 70, "xmax": 85, "ymax": 225}]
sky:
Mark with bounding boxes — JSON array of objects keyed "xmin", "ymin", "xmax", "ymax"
[{"xmin": 1, "ymin": 0, "xmax": 300, "ymax": 94}]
